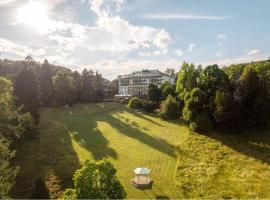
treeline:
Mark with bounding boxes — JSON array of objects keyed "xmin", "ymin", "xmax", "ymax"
[
  {"xmin": 0, "ymin": 56, "xmax": 113, "ymax": 198},
  {"xmin": 0, "ymin": 56, "xmax": 115, "ymax": 122},
  {"xmin": 129, "ymin": 60, "xmax": 270, "ymax": 132}
]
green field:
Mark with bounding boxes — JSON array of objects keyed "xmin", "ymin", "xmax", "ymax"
[
  {"xmin": 12, "ymin": 103, "xmax": 189, "ymax": 199},
  {"xmin": 12, "ymin": 103, "xmax": 270, "ymax": 199}
]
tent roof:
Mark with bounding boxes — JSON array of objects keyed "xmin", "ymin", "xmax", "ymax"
[{"xmin": 134, "ymin": 167, "xmax": 151, "ymax": 175}]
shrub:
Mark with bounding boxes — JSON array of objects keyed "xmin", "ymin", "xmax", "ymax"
[
  {"xmin": 142, "ymin": 100, "xmax": 156, "ymax": 113},
  {"xmin": 189, "ymin": 113, "xmax": 212, "ymax": 132},
  {"xmin": 161, "ymin": 84, "xmax": 175, "ymax": 100},
  {"xmin": 182, "ymin": 106, "xmax": 192, "ymax": 121},
  {"xmin": 128, "ymin": 97, "xmax": 142, "ymax": 109},
  {"xmin": 61, "ymin": 189, "xmax": 77, "ymax": 200},
  {"xmin": 160, "ymin": 95, "xmax": 181, "ymax": 119}
]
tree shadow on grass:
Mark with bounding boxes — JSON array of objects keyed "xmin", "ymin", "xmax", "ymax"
[
  {"xmin": 201, "ymin": 128, "xmax": 270, "ymax": 164},
  {"xmin": 122, "ymin": 107, "xmax": 165, "ymax": 127},
  {"xmin": 63, "ymin": 116, "xmax": 118, "ymax": 161},
  {"xmin": 11, "ymin": 117, "xmax": 81, "ymax": 199},
  {"xmin": 102, "ymin": 113, "xmax": 176, "ymax": 158}
]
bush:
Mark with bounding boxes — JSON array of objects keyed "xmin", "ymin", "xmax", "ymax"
[
  {"xmin": 160, "ymin": 95, "xmax": 181, "ymax": 119},
  {"xmin": 61, "ymin": 189, "xmax": 77, "ymax": 200},
  {"xmin": 128, "ymin": 97, "xmax": 142, "ymax": 109},
  {"xmin": 142, "ymin": 100, "xmax": 156, "ymax": 113},
  {"xmin": 189, "ymin": 113, "xmax": 212, "ymax": 132}
]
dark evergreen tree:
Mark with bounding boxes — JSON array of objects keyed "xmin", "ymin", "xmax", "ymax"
[
  {"xmin": 14, "ymin": 66, "xmax": 40, "ymax": 122},
  {"xmin": 53, "ymin": 71, "xmax": 76, "ymax": 106},
  {"xmin": 72, "ymin": 71, "xmax": 82, "ymax": 103},
  {"xmin": 39, "ymin": 59, "xmax": 53, "ymax": 106},
  {"xmin": 240, "ymin": 66, "xmax": 261, "ymax": 112},
  {"xmin": 148, "ymin": 84, "xmax": 161, "ymax": 105},
  {"xmin": 80, "ymin": 69, "xmax": 94, "ymax": 103},
  {"xmin": 94, "ymin": 71, "xmax": 104, "ymax": 102}
]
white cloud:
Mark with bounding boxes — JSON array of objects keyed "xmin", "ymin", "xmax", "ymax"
[
  {"xmin": 96, "ymin": 16, "xmax": 171, "ymax": 52},
  {"xmin": 188, "ymin": 43, "xmax": 195, "ymax": 52},
  {"xmin": 0, "ymin": 37, "xmax": 47, "ymax": 58},
  {"xmin": 89, "ymin": 0, "xmax": 125, "ymax": 17},
  {"xmin": 217, "ymin": 34, "xmax": 227, "ymax": 39},
  {"xmin": 246, "ymin": 49, "xmax": 260, "ymax": 56},
  {"xmin": 216, "ymin": 52, "xmax": 224, "ymax": 57},
  {"xmin": 6, "ymin": 0, "xmax": 172, "ymax": 66},
  {"xmin": 174, "ymin": 49, "xmax": 183, "ymax": 56},
  {"xmin": 152, "ymin": 29, "xmax": 171, "ymax": 50},
  {"xmin": 0, "ymin": 38, "xmax": 29, "ymax": 57},
  {"xmin": 138, "ymin": 52, "xmax": 151, "ymax": 57},
  {"xmin": 84, "ymin": 58, "xmax": 181, "ymax": 80},
  {"xmin": 153, "ymin": 49, "xmax": 168, "ymax": 55},
  {"xmin": 141, "ymin": 13, "xmax": 233, "ymax": 20},
  {"xmin": 0, "ymin": 0, "xmax": 16, "ymax": 6}
]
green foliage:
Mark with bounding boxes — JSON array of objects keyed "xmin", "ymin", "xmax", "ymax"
[
  {"xmin": 80, "ymin": 69, "xmax": 94, "ymax": 103},
  {"xmin": 161, "ymin": 82, "xmax": 176, "ymax": 100},
  {"xmin": 189, "ymin": 113, "xmax": 213, "ymax": 132},
  {"xmin": 182, "ymin": 88, "xmax": 212, "ymax": 131},
  {"xmin": 148, "ymin": 84, "xmax": 161, "ymax": 104},
  {"xmin": 128, "ymin": 97, "xmax": 142, "ymax": 109},
  {"xmin": 223, "ymin": 64, "xmax": 245, "ymax": 86},
  {"xmin": 214, "ymin": 90, "xmax": 233, "ymax": 124},
  {"xmin": 72, "ymin": 71, "xmax": 82, "ymax": 103},
  {"xmin": 39, "ymin": 59, "xmax": 53, "ymax": 106},
  {"xmin": 183, "ymin": 88, "xmax": 207, "ymax": 122},
  {"xmin": 240, "ymin": 66, "xmax": 261, "ymax": 110},
  {"xmin": 72, "ymin": 159, "xmax": 126, "ymax": 199},
  {"xmin": 93, "ymin": 71, "xmax": 105, "ymax": 102},
  {"xmin": 0, "ymin": 77, "xmax": 37, "ymax": 198},
  {"xmin": 53, "ymin": 70, "xmax": 76, "ymax": 106},
  {"xmin": 61, "ymin": 189, "xmax": 77, "ymax": 200},
  {"xmin": 160, "ymin": 95, "xmax": 180, "ymax": 119},
  {"xmin": 142, "ymin": 100, "xmax": 156, "ymax": 113},
  {"xmin": 14, "ymin": 66, "xmax": 40, "ymax": 122},
  {"xmin": 0, "ymin": 136, "xmax": 19, "ymax": 199},
  {"xmin": 176, "ymin": 62, "xmax": 199, "ymax": 100}
]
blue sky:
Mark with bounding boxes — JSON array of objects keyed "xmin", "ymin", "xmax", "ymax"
[{"xmin": 0, "ymin": 0, "xmax": 269, "ymax": 79}]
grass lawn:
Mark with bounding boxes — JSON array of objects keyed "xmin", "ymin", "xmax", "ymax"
[
  {"xmin": 12, "ymin": 103, "xmax": 188, "ymax": 199},
  {"xmin": 176, "ymin": 128, "xmax": 270, "ymax": 199},
  {"xmin": 11, "ymin": 103, "xmax": 270, "ymax": 199}
]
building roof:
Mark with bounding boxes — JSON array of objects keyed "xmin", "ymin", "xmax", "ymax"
[{"xmin": 120, "ymin": 69, "xmax": 172, "ymax": 78}]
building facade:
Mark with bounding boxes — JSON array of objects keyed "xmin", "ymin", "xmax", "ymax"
[{"xmin": 117, "ymin": 69, "xmax": 175, "ymax": 97}]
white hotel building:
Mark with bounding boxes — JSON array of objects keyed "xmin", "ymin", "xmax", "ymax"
[{"xmin": 117, "ymin": 69, "xmax": 175, "ymax": 97}]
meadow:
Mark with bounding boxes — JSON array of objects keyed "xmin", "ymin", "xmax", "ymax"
[
  {"xmin": 11, "ymin": 103, "xmax": 270, "ymax": 199},
  {"xmin": 12, "ymin": 103, "xmax": 188, "ymax": 199}
]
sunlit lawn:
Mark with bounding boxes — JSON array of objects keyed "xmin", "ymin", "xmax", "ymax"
[
  {"xmin": 12, "ymin": 103, "xmax": 270, "ymax": 199},
  {"xmin": 13, "ymin": 103, "xmax": 188, "ymax": 199}
]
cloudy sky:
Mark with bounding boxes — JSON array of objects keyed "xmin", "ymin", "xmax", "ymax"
[{"xmin": 0, "ymin": 0, "xmax": 269, "ymax": 79}]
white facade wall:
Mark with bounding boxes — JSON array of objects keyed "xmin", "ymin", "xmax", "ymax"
[{"xmin": 118, "ymin": 70, "xmax": 175, "ymax": 97}]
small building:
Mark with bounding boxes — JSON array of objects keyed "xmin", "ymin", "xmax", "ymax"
[{"xmin": 117, "ymin": 69, "xmax": 175, "ymax": 98}]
